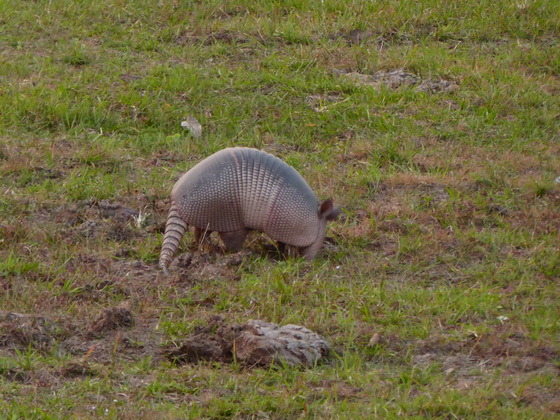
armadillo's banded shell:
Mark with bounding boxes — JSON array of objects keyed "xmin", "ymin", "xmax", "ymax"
[
  {"xmin": 172, "ymin": 147, "xmax": 321, "ymax": 247},
  {"xmin": 172, "ymin": 151, "xmax": 243, "ymax": 233}
]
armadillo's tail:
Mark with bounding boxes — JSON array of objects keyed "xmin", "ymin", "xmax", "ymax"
[{"xmin": 159, "ymin": 201, "xmax": 188, "ymax": 275}]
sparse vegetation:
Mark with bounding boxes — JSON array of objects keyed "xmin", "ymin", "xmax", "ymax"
[{"xmin": 1, "ymin": 0, "xmax": 559, "ymax": 418}]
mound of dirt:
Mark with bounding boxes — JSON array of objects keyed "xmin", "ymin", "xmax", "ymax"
[
  {"xmin": 337, "ymin": 69, "xmax": 459, "ymax": 93},
  {"xmin": 0, "ymin": 312, "xmax": 62, "ymax": 351},
  {"xmin": 88, "ymin": 304, "xmax": 134, "ymax": 336},
  {"xmin": 166, "ymin": 316, "xmax": 330, "ymax": 368},
  {"xmin": 166, "ymin": 316, "xmax": 235, "ymax": 364}
]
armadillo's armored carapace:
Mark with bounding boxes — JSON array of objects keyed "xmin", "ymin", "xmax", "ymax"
[{"xmin": 159, "ymin": 147, "xmax": 339, "ymax": 273}]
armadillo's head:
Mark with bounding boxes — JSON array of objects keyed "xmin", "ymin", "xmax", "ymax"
[{"xmin": 300, "ymin": 199, "xmax": 340, "ymax": 260}]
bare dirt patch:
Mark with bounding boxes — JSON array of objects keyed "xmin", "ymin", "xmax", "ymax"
[
  {"xmin": 412, "ymin": 324, "xmax": 560, "ymax": 384},
  {"xmin": 0, "ymin": 304, "xmax": 161, "ymax": 367},
  {"xmin": 0, "ymin": 312, "xmax": 66, "ymax": 352},
  {"xmin": 74, "ymin": 200, "xmax": 141, "ymax": 238},
  {"xmin": 166, "ymin": 316, "xmax": 234, "ymax": 364},
  {"xmin": 59, "ymin": 362, "xmax": 98, "ymax": 379},
  {"xmin": 88, "ymin": 303, "xmax": 134, "ymax": 337},
  {"xmin": 165, "ymin": 250, "xmax": 247, "ymax": 286},
  {"xmin": 174, "ymin": 29, "xmax": 250, "ymax": 46},
  {"xmin": 314, "ymin": 380, "xmax": 363, "ymax": 400}
]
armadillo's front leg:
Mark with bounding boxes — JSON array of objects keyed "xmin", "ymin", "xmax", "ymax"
[
  {"xmin": 299, "ymin": 243, "xmax": 321, "ymax": 260},
  {"xmin": 219, "ymin": 228, "xmax": 249, "ymax": 252}
]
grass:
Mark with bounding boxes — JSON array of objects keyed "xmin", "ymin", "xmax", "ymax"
[{"xmin": 1, "ymin": 0, "xmax": 559, "ymax": 418}]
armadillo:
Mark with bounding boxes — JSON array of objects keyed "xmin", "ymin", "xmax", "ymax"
[{"xmin": 159, "ymin": 147, "xmax": 340, "ymax": 273}]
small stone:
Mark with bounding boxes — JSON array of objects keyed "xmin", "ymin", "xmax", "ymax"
[
  {"xmin": 368, "ymin": 333, "xmax": 382, "ymax": 347},
  {"xmin": 181, "ymin": 116, "xmax": 202, "ymax": 138}
]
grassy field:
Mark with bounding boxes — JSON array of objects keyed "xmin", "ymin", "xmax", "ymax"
[{"xmin": 1, "ymin": 0, "xmax": 559, "ymax": 418}]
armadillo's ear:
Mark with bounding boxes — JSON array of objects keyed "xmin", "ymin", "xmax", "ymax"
[{"xmin": 320, "ymin": 199, "xmax": 341, "ymax": 221}]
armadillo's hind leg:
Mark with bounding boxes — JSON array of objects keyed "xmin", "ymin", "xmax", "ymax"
[
  {"xmin": 277, "ymin": 242, "xmax": 299, "ymax": 259},
  {"xmin": 159, "ymin": 202, "xmax": 188, "ymax": 274},
  {"xmin": 276, "ymin": 241, "xmax": 287, "ymax": 253},
  {"xmin": 194, "ymin": 226, "xmax": 213, "ymax": 246},
  {"xmin": 219, "ymin": 228, "xmax": 248, "ymax": 252}
]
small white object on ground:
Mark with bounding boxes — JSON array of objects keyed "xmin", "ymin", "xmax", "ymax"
[
  {"xmin": 181, "ymin": 116, "xmax": 202, "ymax": 138},
  {"xmin": 368, "ymin": 333, "xmax": 382, "ymax": 347}
]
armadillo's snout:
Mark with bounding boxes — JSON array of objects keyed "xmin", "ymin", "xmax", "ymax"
[{"xmin": 300, "ymin": 198, "xmax": 341, "ymax": 260}]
